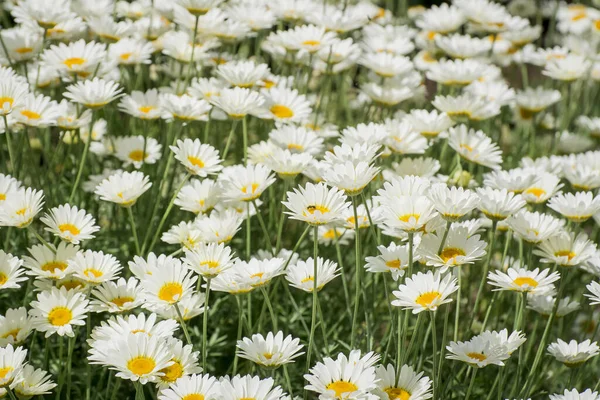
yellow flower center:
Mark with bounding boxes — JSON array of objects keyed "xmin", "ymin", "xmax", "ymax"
[
  {"xmin": 301, "ymin": 276, "xmax": 315, "ymax": 283},
  {"xmin": 399, "ymin": 213, "xmax": 420, "ymax": 223},
  {"xmin": 127, "ymin": 356, "xmax": 156, "ymax": 376},
  {"xmin": 270, "ymin": 104, "xmax": 294, "ymax": 119},
  {"xmin": 0, "ymin": 272, "xmax": 8, "ymax": 286},
  {"xmin": 241, "ymin": 183, "xmax": 260, "ymax": 195},
  {"xmin": 138, "ymin": 105, "xmax": 155, "ymax": 113},
  {"xmin": 0, "ymin": 367, "xmax": 14, "ymax": 379},
  {"xmin": 555, "ymin": 250, "xmax": 576, "ymax": 261},
  {"xmin": 385, "ymin": 260, "xmax": 401, "ymax": 269},
  {"xmin": 158, "ymin": 282, "xmax": 183, "ymax": 303},
  {"xmin": 48, "ymin": 307, "xmax": 73, "ymax": 326},
  {"xmin": 415, "ymin": 291, "xmax": 441, "ymax": 307},
  {"xmin": 200, "ymin": 260, "xmax": 220, "ymax": 269},
  {"xmin": 111, "ymin": 296, "xmax": 135, "ymax": 307},
  {"xmin": 129, "ymin": 150, "xmax": 146, "ymax": 162},
  {"xmin": 63, "ymin": 57, "xmax": 86, "ymax": 69},
  {"xmin": 518, "ymin": 107, "xmax": 538, "ymax": 120},
  {"xmin": 187, "ymin": 156, "xmax": 205, "ymax": 168},
  {"xmin": 0, "ymin": 96, "xmax": 13, "ymax": 107},
  {"xmin": 15, "ymin": 207, "xmax": 27, "ymax": 216},
  {"xmin": 160, "ymin": 360, "xmax": 183, "ymax": 382},
  {"xmin": 120, "ymin": 53, "xmax": 132, "ymax": 61},
  {"xmin": 305, "ymin": 205, "xmax": 330, "ymax": 214},
  {"xmin": 467, "ymin": 352, "xmax": 487, "ymax": 361},
  {"xmin": 513, "ymin": 277, "xmax": 538, "ymax": 288},
  {"xmin": 302, "ymin": 40, "xmax": 321, "ymax": 47},
  {"xmin": 61, "ymin": 280, "xmax": 84, "ymax": 291},
  {"xmin": 571, "ymin": 11, "xmax": 587, "ymax": 21},
  {"xmin": 182, "ymin": 395, "xmax": 205, "ymax": 400},
  {"xmin": 20, "ymin": 110, "xmax": 41, "ymax": 120},
  {"xmin": 525, "ymin": 187, "xmax": 546, "ymax": 198},
  {"xmin": 58, "ymin": 223, "xmax": 81, "ymax": 235},
  {"xmin": 0, "ymin": 193, "xmax": 5, "ymax": 201},
  {"xmin": 42, "ymin": 261, "xmax": 68, "ymax": 273},
  {"xmin": 263, "ymin": 352, "xmax": 274, "ymax": 359},
  {"xmin": 1, "ymin": 328, "xmax": 20, "ymax": 340},
  {"xmin": 323, "ymin": 229, "xmax": 336, "ymax": 239},
  {"xmin": 287, "ymin": 143, "xmax": 304, "ymax": 152},
  {"xmin": 326, "ymin": 381, "xmax": 358, "ymax": 398},
  {"xmin": 15, "ymin": 47, "xmax": 33, "ymax": 54},
  {"xmin": 83, "ymin": 268, "xmax": 103, "ymax": 278},
  {"xmin": 440, "ymin": 247, "xmax": 466, "ymax": 263},
  {"xmin": 384, "ymin": 387, "xmax": 411, "ymax": 400}
]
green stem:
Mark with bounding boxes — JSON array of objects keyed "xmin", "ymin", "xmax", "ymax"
[
  {"xmin": 350, "ymin": 196, "xmax": 362, "ymax": 348},
  {"xmin": 469, "ymin": 220, "xmax": 497, "ymax": 330},
  {"xmin": 465, "ymin": 368, "xmax": 478, "ymax": 400},
  {"xmin": 454, "ymin": 267, "xmax": 462, "ymax": 341},
  {"xmin": 222, "ymin": 120, "xmax": 239, "ymax": 161},
  {"xmin": 252, "ymin": 200, "xmax": 273, "ymax": 253},
  {"xmin": 127, "ymin": 207, "xmax": 141, "ymax": 255},
  {"xmin": 2, "ymin": 115, "xmax": 15, "ymax": 173},
  {"xmin": 175, "ymin": 302, "xmax": 192, "ymax": 346},
  {"xmin": 202, "ymin": 278, "xmax": 211, "ymax": 370},
  {"xmin": 242, "ymin": 115, "xmax": 248, "ymax": 166},
  {"xmin": 431, "ymin": 311, "xmax": 438, "ymax": 400},
  {"xmin": 305, "ymin": 225, "xmax": 319, "ymax": 373},
  {"xmin": 68, "ymin": 110, "xmax": 95, "ymax": 203},
  {"xmin": 261, "ymin": 286, "xmax": 278, "ymax": 330}
]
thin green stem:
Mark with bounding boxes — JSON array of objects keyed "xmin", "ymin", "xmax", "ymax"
[
  {"xmin": 351, "ymin": 196, "xmax": 362, "ymax": 348},
  {"xmin": 469, "ymin": 220, "xmax": 497, "ymax": 330},
  {"xmin": 127, "ymin": 207, "xmax": 141, "ymax": 255},
  {"xmin": 261, "ymin": 286, "xmax": 278, "ymax": 330},
  {"xmin": 222, "ymin": 120, "xmax": 239, "ymax": 161},
  {"xmin": 431, "ymin": 311, "xmax": 438, "ymax": 400},
  {"xmin": 175, "ymin": 302, "xmax": 192, "ymax": 346},
  {"xmin": 69, "ymin": 110, "xmax": 95, "ymax": 203},
  {"xmin": 305, "ymin": 225, "xmax": 319, "ymax": 373},
  {"xmin": 465, "ymin": 368, "xmax": 478, "ymax": 400},
  {"xmin": 202, "ymin": 278, "xmax": 211, "ymax": 371}
]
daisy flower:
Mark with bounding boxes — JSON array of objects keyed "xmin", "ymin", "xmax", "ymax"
[
  {"xmin": 11, "ymin": 0, "xmax": 76, "ymax": 29},
  {"xmin": 0, "ymin": 78, "xmax": 28, "ymax": 117},
  {"xmin": 209, "ymin": 87, "xmax": 266, "ymax": 120},
  {"xmin": 403, "ymin": 109, "xmax": 454, "ymax": 139},
  {"xmin": 384, "ymin": 157, "xmax": 441, "ymax": 180},
  {"xmin": 140, "ymin": 258, "xmax": 197, "ymax": 308},
  {"xmin": 384, "ymin": 120, "xmax": 429, "ymax": 155},
  {"xmin": 68, "ymin": 250, "xmax": 122, "ymax": 285},
  {"xmin": 365, "ymin": 242, "xmax": 410, "ymax": 281},
  {"xmin": 109, "ymin": 38, "xmax": 154, "ymax": 65},
  {"xmin": 11, "ymin": 93, "xmax": 59, "ymax": 127},
  {"xmin": 264, "ymin": 148, "xmax": 314, "ymax": 179},
  {"xmin": 40, "ymin": 204, "xmax": 99, "ymax": 244},
  {"xmin": 378, "ymin": 195, "xmax": 438, "ymax": 233},
  {"xmin": 0, "ymin": 251, "xmax": 27, "ymax": 290},
  {"xmin": 0, "ymin": 187, "xmax": 44, "ymax": 228},
  {"xmin": 360, "ymin": 53, "xmax": 414, "ymax": 78},
  {"xmin": 161, "ymin": 221, "xmax": 203, "ymax": 251},
  {"xmin": 63, "ymin": 77, "xmax": 123, "ymax": 109},
  {"xmin": 447, "ymin": 125, "xmax": 503, "ymax": 170},
  {"xmin": 283, "ymin": 182, "xmax": 351, "ymax": 226},
  {"xmin": 277, "ymin": 24, "xmax": 337, "ymax": 53},
  {"xmin": 548, "ymin": 191, "xmax": 600, "ymax": 223},
  {"xmin": 29, "ymin": 286, "xmax": 90, "ymax": 338},
  {"xmin": 170, "ymin": 139, "xmax": 223, "ymax": 177},
  {"xmin": 0, "ymin": 344, "xmax": 27, "ymax": 389},
  {"xmin": 218, "ymin": 164, "xmax": 276, "ymax": 203},
  {"xmin": 534, "ymin": 232, "xmax": 596, "ymax": 267},
  {"xmin": 118, "ymin": 89, "xmax": 162, "ymax": 120},
  {"xmin": 446, "ymin": 335, "xmax": 510, "ymax": 368},
  {"xmin": 210, "ymin": 269, "xmax": 254, "ymax": 295},
  {"xmin": 235, "ymin": 258, "xmax": 285, "ymax": 288},
  {"xmin": 175, "ymin": 179, "xmax": 220, "ymax": 215},
  {"xmin": 286, "ymin": 257, "xmax": 339, "ymax": 292},
  {"xmin": 158, "ymin": 373, "xmax": 220, "ymax": 400},
  {"xmin": 527, "ymin": 294, "xmax": 580, "ymax": 317},
  {"xmin": 549, "ymin": 389, "xmax": 600, "ymax": 400},
  {"xmin": 323, "ymin": 161, "xmax": 380, "ymax": 196},
  {"xmin": 392, "ymin": 271, "xmax": 458, "ymax": 314},
  {"xmin": 195, "ymin": 209, "xmax": 243, "ymax": 244},
  {"xmin": 427, "ymin": 58, "xmax": 487, "ymax": 86},
  {"xmin": 23, "ymin": 242, "xmax": 79, "ymax": 281},
  {"xmin": 161, "ymin": 94, "xmax": 212, "ymax": 122},
  {"xmin": 156, "ymin": 338, "xmax": 202, "ymax": 388},
  {"xmin": 41, "ymin": 39, "xmax": 106, "ymax": 78},
  {"xmin": 488, "ymin": 267, "xmax": 560, "ymax": 294},
  {"xmin": 236, "ymin": 331, "xmax": 304, "ymax": 368},
  {"xmin": 543, "ymin": 54, "xmax": 591, "ymax": 81},
  {"xmin": 216, "ymin": 60, "xmax": 270, "ymax": 88},
  {"xmin": 88, "ymin": 15, "xmax": 134, "ymax": 43},
  {"xmin": 514, "ymin": 86, "xmax": 562, "ymax": 121},
  {"xmin": 114, "ymin": 136, "xmax": 162, "ymax": 168},
  {"xmin": 0, "ymin": 307, "xmax": 33, "ymax": 346},
  {"xmin": 434, "ymin": 33, "xmax": 491, "ymax": 59},
  {"xmin": 476, "ymin": 187, "xmax": 526, "ymax": 221},
  {"xmin": 90, "ymin": 277, "xmax": 143, "ymax": 313},
  {"xmin": 304, "ymin": 350, "xmax": 379, "ymax": 400},
  {"xmin": 262, "ymin": 87, "xmax": 312, "ymax": 123},
  {"xmin": 586, "ymin": 281, "xmax": 600, "ymax": 306},
  {"xmin": 95, "ymin": 170, "xmax": 152, "ymax": 207},
  {"xmin": 522, "ymin": 173, "xmax": 563, "ymax": 204},
  {"xmin": 547, "ymin": 339, "xmax": 599, "ymax": 367},
  {"xmin": 506, "ymin": 211, "xmax": 564, "ymax": 244},
  {"xmin": 374, "ymin": 364, "xmax": 432, "ymax": 400},
  {"xmin": 220, "ymin": 375, "xmax": 284, "ymax": 400},
  {"xmin": 183, "ymin": 242, "xmax": 236, "ymax": 279},
  {"xmin": 433, "ymin": 93, "xmax": 501, "ymax": 122},
  {"xmin": 428, "ymin": 184, "xmax": 479, "ymax": 221},
  {"xmin": 478, "ymin": 329, "xmax": 526, "ymax": 355},
  {"xmin": 483, "ymin": 168, "xmax": 537, "ymax": 194},
  {"xmin": 418, "ymin": 225, "xmax": 487, "ymax": 271},
  {"xmin": 12, "ymin": 365, "xmax": 56, "ymax": 397}
]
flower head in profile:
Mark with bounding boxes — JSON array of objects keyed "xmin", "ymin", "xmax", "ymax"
[
  {"xmin": 547, "ymin": 339, "xmax": 599, "ymax": 367},
  {"xmin": 0, "ymin": 251, "xmax": 27, "ymax": 290},
  {"xmin": 446, "ymin": 333, "xmax": 510, "ymax": 368},
  {"xmin": 0, "ymin": 307, "xmax": 33, "ymax": 346},
  {"xmin": 183, "ymin": 242, "xmax": 236, "ymax": 279},
  {"xmin": 90, "ymin": 277, "xmax": 143, "ymax": 314},
  {"xmin": 548, "ymin": 191, "xmax": 600, "ymax": 223},
  {"xmin": 418, "ymin": 225, "xmax": 487, "ymax": 272},
  {"xmin": 488, "ymin": 267, "xmax": 559, "ymax": 294},
  {"xmin": 447, "ymin": 125, "xmax": 503, "ymax": 170},
  {"xmin": 534, "ymin": 232, "xmax": 596, "ymax": 268},
  {"xmin": 283, "ymin": 182, "xmax": 351, "ymax": 226},
  {"xmin": 392, "ymin": 271, "xmax": 458, "ymax": 314},
  {"xmin": 12, "ymin": 364, "xmax": 57, "ymax": 397},
  {"xmin": 68, "ymin": 250, "xmax": 122, "ymax": 285},
  {"xmin": 95, "ymin": 170, "xmax": 152, "ymax": 207},
  {"xmin": 236, "ymin": 331, "xmax": 304, "ymax": 368},
  {"xmin": 286, "ymin": 257, "xmax": 339, "ymax": 292},
  {"xmin": 170, "ymin": 139, "xmax": 223, "ymax": 177},
  {"xmin": 218, "ymin": 164, "xmax": 276, "ymax": 203},
  {"xmin": 374, "ymin": 364, "xmax": 432, "ymax": 400},
  {"xmin": 365, "ymin": 242, "xmax": 410, "ymax": 281},
  {"xmin": 63, "ymin": 77, "xmax": 123, "ymax": 109},
  {"xmin": 0, "ymin": 187, "xmax": 44, "ymax": 228},
  {"xmin": 0, "ymin": 344, "xmax": 27, "ymax": 389},
  {"xmin": 157, "ymin": 373, "xmax": 220, "ymax": 400}
]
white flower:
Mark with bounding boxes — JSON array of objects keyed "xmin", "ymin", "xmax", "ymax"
[
  {"xmin": 170, "ymin": 139, "xmax": 223, "ymax": 177},
  {"xmin": 547, "ymin": 339, "xmax": 599, "ymax": 367},
  {"xmin": 392, "ymin": 271, "xmax": 458, "ymax": 313},
  {"xmin": 236, "ymin": 331, "xmax": 304, "ymax": 367},
  {"xmin": 40, "ymin": 204, "xmax": 99, "ymax": 244},
  {"xmin": 29, "ymin": 286, "xmax": 90, "ymax": 338}
]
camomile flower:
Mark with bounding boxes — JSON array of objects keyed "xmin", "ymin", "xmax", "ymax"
[
  {"xmin": 384, "ymin": 120, "xmax": 429, "ymax": 155},
  {"xmin": 107, "ymin": 334, "xmax": 175, "ymax": 384},
  {"xmin": 375, "ymin": 175, "xmax": 431, "ymax": 200},
  {"xmin": 0, "ymin": 187, "xmax": 44, "ymax": 228},
  {"xmin": 324, "ymin": 142, "xmax": 381, "ymax": 166},
  {"xmin": 183, "ymin": 242, "xmax": 236, "ymax": 279},
  {"xmin": 550, "ymin": 389, "xmax": 600, "ymax": 400},
  {"xmin": 161, "ymin": 221, "xmax": 203, "ymax": 251},
  {"xmin": 55, "ymin": 100, "xmax": 92, "ymax": 131},
  {"xmin": 286, "ymin": 257, "xmax": 339, "ymax": 292},
  {"xmin": 0, "ymin": 77, "xmax": 29, "ymax": 117},
  {"xmin": 158, "ymin": 373, "xmax": 220, "ymax": 400},
  {"xmin": 563, "ymin": 165, "xmax": 600, "ymax": 191},
  {"xmin": 283, "ymin": 182, "xmax": 350, "ymax": 226},
  {"xmin": 434, "ymin": 33, "xmax": 491, "ymax": 59},
  {"xmin": 314, "ymin": 225, "xmax": 354, "ymax": 246},
  {"xmin": 433, "ymin": 94, "xmax": 501, "ymax": 122},
  {"xmin": 506, "ymin": 211, "xmax": 564, "ymax": 244},
  {"xmin": 88, "ymin": 15, "xmax": 134, "ymax": 43},
  {"xmin": 360, "ymin": 83, "xmax": 413, "ymax": 108},
  {"xmin": 418, "ymin": 225, "xmax": 486, "ymax": 271},
  {"xmin": 483, "ymin": 168, "xmax": 537, "ymax": 193},
  {"xmin": 262, "ymin": 88, "xmax": 312, "ymax": 123},
  {"xmin": 90, "ymin": 277, "xmax": 143, "ymax": 313},
  {"xmin": 263, "ymin": 148, "xmax": 313, "ymax": 179},
  {"xmin": 548, "ymin": 191, "xmax": 600, "ymax": 223},
  {"xmin": 68, "ymin": 250, "xmax": 122, "ymax": 285},
  {"xmin": 64, "ymin": 78, "xmax": 123, "ymax": 109},
  {"xmin": 23, "ymin": 242, "xmax": 79, "ymax": 281},
  {"xmin": 514, "ymin": 86, "xmax": 561, "ymax": 121},
  {"xmin": 175, "ymin": 179, "xmax": 220, "ymax": 215},
  {"xmin": 11, "ymin": 0, "xmax": 76, "ymax": 28},
  {"xmin": 0, "ymin": 344, "xmax": 27, "ymax": 389},
  {"xmin": 156, "ymin": 338, "xmax": 202, "ymax": 388},
  {"xmin": 234, "ymin": 258, "xmax": 285, "ymax": 288},
  {"xmin": 322, "ymin": 161, "xmax": 379, "ymax": 196},
  {"xmin": 209, "ymin": 87, "xmax": 266, "ymax": 120},
  {"xmin": 378, "ymin": 195, "xmax": 438, "ymax": 233},
  {"xmin": 12, "ymin": 364, "xmax": 56, "ymax": 397},
  {"xmin": 534, "ymin": 232, "xmax": 596, "ymax": 268},
  {"xmin": 95, "ymin": 170, "xmax": 152, "ymax": 207},
  {"xmin": 392, "ymin": 271, "xmax": 458, "ymax": 313},
  {"xmin": 266, "ymin": 126, "xmax": 322, "ymax": 156},
  {"xmin": 384, "ymin": 158, "xmax": 441, "ymax": 180},
  {"xmin": 114, "ymin": 136, "xmax": 162, "ymax": 168},
  {"xmin": 0, "ymin": 251, "xmax": 27, "ymax": 290},
  {"xmin": 488, "ymin": 267, "xmax": 559, "ymax": 294},
  {"xmin": 41, "ymin": 39, "xmax": 106, "ymax": 78},
  {"xmin": 160, "ymin": 31, "xmax": 214, "ymax": 63},
  {"xmin": 448, "ymin": 125, "xmax": 503, "ymax": 170},
  {"xmin": 374, "ymin": 364, "xmax": 432, "ymax": 400},
  {"xmin": 403, "ymin": 109, "xmax": 454, "ymax": 139},
  {"xmin": 170, "ymin": 139, "xmax": 222, "ymax": 177},
  {"xmin": 218, "ymin": 164, "xmax": 275, "ymax": 203},
  {"xmin": 11, "ymin": 93, "xmax": 59, "ymax": 127},
  {"xmin": 210, "ymin": 269, "xmax": 254, "ymax": 295},
  {"xmin": 161, "ymin": 94, "xmax": 212, "ymax": 122},
  {"xmin": 40, "ymin": 204, "xmax": 99, "ymax": 244},
  {"xmin": 360, "ymin": 53, "xmax": 414, "ymax": 78},
  {"xmin": 0, "ymin": 307, "xmax": 33, "ymax": 346},
  {"xmin": 415, "ymin": 2, "xmax": 465, "ymax": 33},
  {"xmin": 195, "ymin": 209, "xmax": 243, "ymax": 244},
  {"xmin": 109, "ymin": 38, "xmax": 154, "ymax": 65},
  {"xmin": 428, "ymin": 184, "xmax": 479, "ymax": 221},
  {"xmin": 478, "ymin": 329, "xmax": 526, "ymax": 356},
  {"xmin": 118, "ymin": 89, "xmax": 162, "ymax": 120},
  {"xmin": 543, "ymin": 54, "xmax": 591, "ymax": 81},
  {"xmin": 220, "ymin": 375, "xmax": 284, "ymax": 400},
  {"xmin": 226, "ymin": 2, "xmax": 277, "ymax": 32},
  {"xmin": 427, "ymin": 58, "xmax": 487, "ymax": 86},
  {"xmin": 175, "ymin": 0, "xmax": 224, "ymax": 16},
  {"xmin": 527, "ymin": 294, "xmax": 580, "ymax": 317},
  {"xmin": 522, "ymin": 173, "xmax": 563, "ymax": 204},
  {"xmin": 548, "ymin": 339, "xmax": 599, "ymax": 367},
  {"xmin": 216, "ymin": 60, "xmax": 270, "ymax": 88},
  {"xmin": 29, "ymin": 286, "xmax": 89, "ymax": 337},
  {"xmin": 236, "ymin": 331, "xmax": 304, "ymax": 368},
  {"xmin": 304, "ymin": 350, "xmax": 379, "ymax": 400},
  {"xmin": 140, "ymin": 258, "xmax": 197, "ymax": 308},
  {"xmin": 365, "ymin": 242, "xmax": 410, "ymax": 281},
  {"xmin": 587, "ymin": 281, "xmax": 600, "ymax": 306},
  {"xmin": 476, "ymin": 187, "xmax": 525, "ymax": 221},
  {"xmin": 446, "ymin": 335, "xmax": 510, "ymax": 368}
]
